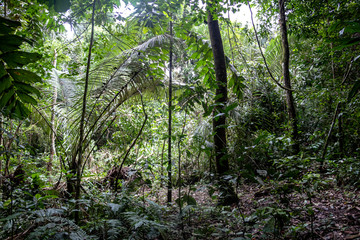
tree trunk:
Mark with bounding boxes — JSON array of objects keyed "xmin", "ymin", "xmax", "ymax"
[
  {"xmin": 207, "ymin": 6, "xmax": 237, "ymax": 206},
  {"xmin": 48, "ymin": 49, "xmax": 57, "ymax": 172},
  {"xmin": 207, "ymin": 10, "xmax": 229, "ymax": 175},
  {"xmin": 0, "ymin": 115, "xmax": 3, "ymax": 176},
  {"xmin": 279, "ymin": 0, "xmax": 300, "ymax": 154},
  {"xmin": 3, "ymin": 0, "xmax": 6, "ymax": 16},
  {"xmin": 338, "ymin": 105, "xmax": 344, "ymax": 157},
  {"xmin": 4, "ymin": 121, "xmax": 23, "ymax": 175},
  {"xmin": 160, "ymin": 139, "xmax": 165, "ymax": 187},
  {"xmin": 66, "ymin": 0, "xmax": 96, "ymax": 223},
  {"xmin": 167, "ymin": 19, "xmax": 173, "ymax": 203},
  {"xmin": 321, "ymin": 102, "xmax": 340, "ymax": 161}
]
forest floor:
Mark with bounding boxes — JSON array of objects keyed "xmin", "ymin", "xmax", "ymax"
[{"xmin": 140, "ymin": 180, "xmax": 360, "ymax": 240}]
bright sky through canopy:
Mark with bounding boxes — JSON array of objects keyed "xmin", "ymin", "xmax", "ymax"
[{"xmin": 64, "ymin": 1, "xmax": 257, "ymax": 39}]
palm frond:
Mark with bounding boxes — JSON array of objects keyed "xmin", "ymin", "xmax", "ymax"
[
  {"xmin": 134, "ymin": 34, "xmax": 171, "ymax": 52},
  {"xmin": 265, "ymin": 36, "xmax": 283, "ymax": 78},
  {"xmin": 47, "ymin": 33, "xmax": 185, "ymax": 163}
]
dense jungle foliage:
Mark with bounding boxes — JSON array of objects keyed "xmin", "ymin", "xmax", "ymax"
[{"xmin": 0, "ymin": 0, "xmax": 360, "ymax": 239}]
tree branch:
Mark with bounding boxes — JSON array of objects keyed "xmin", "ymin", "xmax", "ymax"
[{"xmin": 321, "ymin": 102, "xmax": 340, "ymax": 160}]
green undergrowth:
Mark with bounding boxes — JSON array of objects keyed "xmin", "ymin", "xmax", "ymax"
[{"xmin": 0, "ymin": 155, "xmax": 358, "ymax": 240}]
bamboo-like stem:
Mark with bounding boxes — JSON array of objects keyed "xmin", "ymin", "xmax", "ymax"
[
  {"xmin": 167, "ymin": 18, "xmax": 173, "ymax": 203},
  {"xmin": 321, "ymin": 102, "xmax": 340, "ymax": 160},
  {"xmin": 73, "ymin": 0, "xmax": 96, "ymax": 223},
  {"xmin": 178, "ymin": 112, "xmax": 187, "ymax": 212},
  {"xmin": 49, "ymin": 49, "xmax": 58, "ymax": 172},
  {"xmin": 32, "ymin": 106, "xmax": 68, "ymax": 165},
  {"xmin": 4, "ymin": 0, "xmax": 6, "ymax": 16}
]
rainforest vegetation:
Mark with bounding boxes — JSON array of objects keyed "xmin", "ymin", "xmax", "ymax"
[{"xmin": 0, "ymin": 0, "xmax": 360, "ymax": 239}]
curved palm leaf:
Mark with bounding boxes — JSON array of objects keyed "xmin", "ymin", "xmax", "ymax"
[
  {"xmin": 265, "ymin": 36, "xmax": 283, "ymax": 78},
  {"xmin": 60, "ymin": 34, "xmax": 180, "ymax": 161}
]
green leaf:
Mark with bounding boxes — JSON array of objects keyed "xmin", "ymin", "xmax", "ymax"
[
  {"xmin": 0, "ymin": 35, "xmax": 30, "ymax": 53},
  {"xmin": 341, "ymin": 21, "xmax": 360, "ymax": 35},
  {"xmin": 134, "ymin": 220, "xmax": 144, "ymax": 229},
  {"xmin": 8, "ymin": 69, "xmax": 42, "ymax": 83},
  {"xmin": 14, "ymin": 82, "xmax": 41, "ymax": 97},
  {"xmin": 183, "ymin": 194, "xmax": 197, "ymax": 206},
  {"xmin": 39, "ymin": 195, "xmax": 58, "ymax": 200},
  {"xmin": 54, "ymin": 0, "xmax": 71, "ymax": 12},
  {"xmin": 333, "ymin": 38, "xmax": 360, "ymax": 51},
  {"xmin": 225, "ymin": 102, "xmax": 238, "ymax": 113},
  {"xmin": 228, "ymin": 75, "xmax": 234, "ymax": 88},
  {"xmin": 144, "ymin": 179, "xmax": 152, "ymax": 187},
  {"xmin": 348, "ymin": 80, "xmax": 360, "ymax": 102},
  {"xmin": 263, "ymin": 217, "xmax": 275, "ymax": 233},
  {"xmin": 14, "ymin": 102, "xmax": 23, "ymax": 118},
  {"xmin": 38, "ymin": 0, "xmax": 71, "ymax": 12},
  {"xmin": 108, "ymin": 203, "xmax": 121, "ymax": 213},
  {"xmin": 203, "ymin": 73, "xmax": 210, "ymax": 85},
  {"xmin": 0, "ymin": 76, "xmax": 12, "ymax": 92},
  {"xmin": 203, "ymin": 104, "xmax": 214, "ymax": 117},
  {"xmin": 0, "ymin": 61, "xmax": 6, "ymax": 78},
  {"xmin": 204, "ymin": 49, "xmax": 213, "ymax": 59},
  {"xmin": 0, "ymin": 212, "xmax": 23, "ymax": 221},
  {"xmin": 5, "ymin": 96, "xmax": 16, "ymax": 114},
  {"xmin": 149, "ymin": 63, "xmax": 158, "ymax": 68},
  {"xmin": 0, "ymin": 51, "xmax": 42, "ymax": 68},
  {"xmin": 162, "ymin": 11, "xmax": 169, "ymax": 18},
  {"xmin": 175, "ymin": 197, "xmax": 184, "ymax": 208},
  {"xmin": 17, "ymin": 92, "xmax": 37, "ymax": 105},
  {"xmin": 214, "ymin": 113, "xmax": 225, "ymax": 118},
  {"xmin": 214, "ymin": 93, "xmax": 224, "ymax": 101},
  {"xmin": 191, "ymin": 51, "xmax": 200, "ymax": 59},
  {"xmin": 230, "ymin": 73, "xmax": 246, "ymax": 100},
  {"xmin": 0, "ymin": 88, "xmax": 15, "ymax": 109},
  {"xmin": 0, "ymin": 17, "xmax": 21, "ymax": 35}
]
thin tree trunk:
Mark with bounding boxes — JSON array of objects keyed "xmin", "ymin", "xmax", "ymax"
[
  {"xmin": 0, "ymin": 115, "xmax": 3, "ymax": 177},
  {"xmin": 4, "ymin": 0, "xmax": 6, "ymax": 16},
  {"xmin": 68, "ymin": 0, "xmax": 96, "ymax": 223},
  {"xmin": 167, "ymin": 19, "xmax": 173, "ymax": 203},
  {"xmin": 48, "ymin": 49, "xmax": 57, "ymax": 172},
  {"xmin": 160, "ymin": 139, "xmax": 166, "ymax": 187},
  {"xmin": 4, "ymin": 121, "xmax": 23, "ymax": 175},
  {"xmin": 178, "ymin": 112, "xmax": 187, "ymax": 215},
  {"xmin": 227, "ymin": 11, "xmax": 234, "ymax": 63},
  {"xmin": 196, "ymin": 151, "xmax": 201, "ymax": 172},
  {"xmin": 209, "ymin": 151, "xmax": 212, "ymax": 174},
  {"xmin": 338, "ymin": 106, "xmax": 344, "ymax": 157},
  {"xmin": 279, "ymin": 0, "xmax": 300, "ymax": 154},
  {"xmin": 115, "ymin": 90, "xmax": 147, "ymax": 192},
  {"xmin": 321, "ymin": 102, "xmax": 340, "ymax": 161}
]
